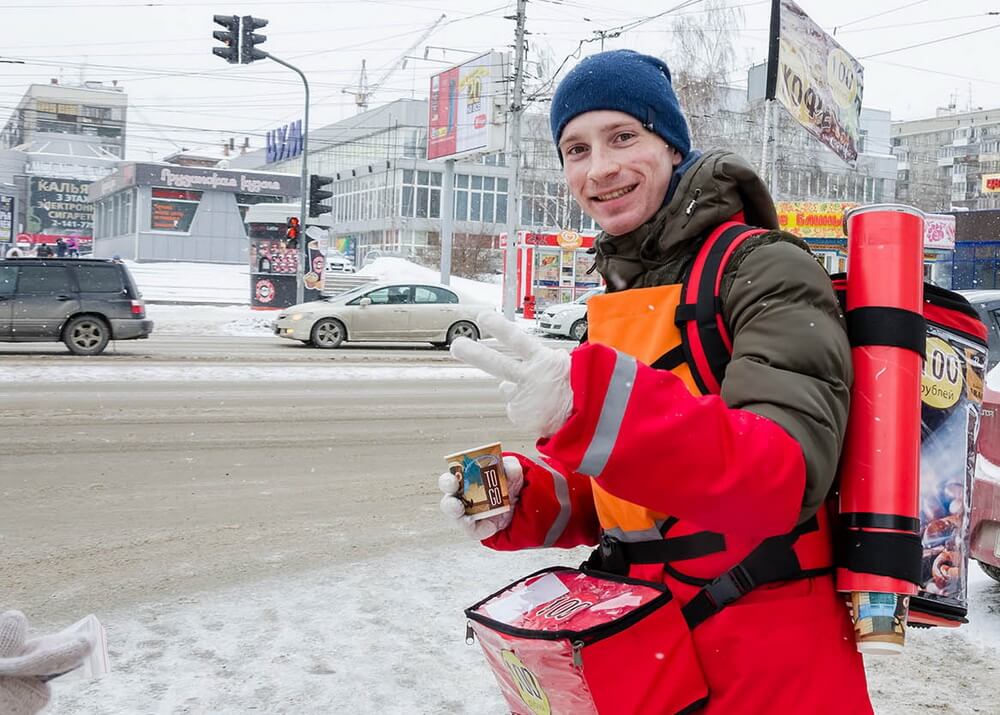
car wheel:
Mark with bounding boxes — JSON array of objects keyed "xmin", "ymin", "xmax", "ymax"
[
  {"xmin": 63, "ymin": 315, "xmax": 110, "ymax": 356},
  {"xmin": 570, "ymin": 318, "xmax": 588, "ymax": 342},
  {"xmin": 978, "ymin": 560, "xmax": 1000, "ymax": 584},
  {"xmin": 447, "ymin": 321, "xmax": 479, "ymax": 345},
  {"xmin": 311, "ymin": 318, "xmax": 346, "ymax": 348}
]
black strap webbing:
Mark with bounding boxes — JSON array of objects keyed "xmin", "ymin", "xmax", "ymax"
[
  {"xmin": 841, "ymin": 512, "xmax": 921, "ymax": 533},
  {"xmin": 836, "ymin": 530, "xmax": 922, "ymax": 585},
  {"xmin": 846, "ymin": 306, "xmax": 926, "ymax": 356},
  {"xmin": 681, "ymin": 516, "xmax": 822, "ymax": 628},
  {"xmin": 677, "ymin": 224, "xmax": 758, "ymax": 394},
  {"xmin": 619, "ymin": 531, "xmax": 727, "ymax": 564},
  {"xmin": 651, "ymin": 345, "xmax": 687, "ymax": 371}
]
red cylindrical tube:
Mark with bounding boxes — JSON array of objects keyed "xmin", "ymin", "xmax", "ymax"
[{"xmin": 836, "ymin": 205, "xmax": 925, "ymax": 596}]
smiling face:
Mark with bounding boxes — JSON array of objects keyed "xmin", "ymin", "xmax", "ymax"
[{"xmin": 559, "ymin": 110, "xmax": 682, "ymax": 237}]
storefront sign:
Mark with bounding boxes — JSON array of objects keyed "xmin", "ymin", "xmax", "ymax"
[
  {"xmin": 775, "ymin": 201, "xmax": 855, "ymax": 238},
  {"xmin": 924, "ymin": 214, "xmax": 956, "ymax": 250},
  {"xmin": 982, "ymin": 174, "xmax": 1000, "ymax": 193},
  {"xmin": 0, "ymin": 195, "xmax": 13, "ymax": 243},
  {"xmin": 28, "ymin": 176, "xmax": 93, "ymax": 246},
  {"xmin": 266, "ymin": 120, "xmax": 304, "ymax": 164}
]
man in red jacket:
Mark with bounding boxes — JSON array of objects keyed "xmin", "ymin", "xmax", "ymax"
[{"xmin": 441, "ymin": 49, "xmax": 872, "ymax": 713}]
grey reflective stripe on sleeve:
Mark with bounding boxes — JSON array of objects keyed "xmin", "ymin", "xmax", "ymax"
[
  {"xmin": 577, "ymin": 352, "xmax": 637, "ymax": 477},
  {"xmin": 537, "ymin": 460, "xmax": 572, "ymax": 547}
]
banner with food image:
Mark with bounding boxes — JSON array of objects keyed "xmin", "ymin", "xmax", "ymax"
[
  {"xmin": 913, "ymin": 324, "xmax": 988, "ymax": 619},
  {"xmin": 766, "ymin": 0, "xmax": 864, "ymax": 165}
]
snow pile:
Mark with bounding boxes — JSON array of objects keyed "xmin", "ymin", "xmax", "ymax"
[
  {"xmin": 358, "ymin": 257, "xmax": 501, "ymax": 307},
  {"xmin": 126, "ymin": 257, "xmax": 503, "ymax": 310},
  {"xmin": 126, "ymin": 261, "xmax": 250, "ymax": 305}
]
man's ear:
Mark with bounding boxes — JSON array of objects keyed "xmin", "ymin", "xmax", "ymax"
[{"xmin": 670, "ymin": 147, "xmax": 683, "ymax": 167}]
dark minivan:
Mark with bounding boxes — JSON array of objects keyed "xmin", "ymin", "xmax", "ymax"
[{"xmin": 0, "ymin": 258, "xmax": 153, "ymax": 355}]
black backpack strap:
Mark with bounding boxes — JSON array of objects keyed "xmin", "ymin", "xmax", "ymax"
[
  {"xmin": 682, "ymin": 516, "xmax": 828, "ymax": 628},
  {"xmin": 675, "ymin": 222, "xmax": 769, "ymax": 395},
  {"xmin": 583, "ymin": 530, "xmax": 727, "ymax": 577}
]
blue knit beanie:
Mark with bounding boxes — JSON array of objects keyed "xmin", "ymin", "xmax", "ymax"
[{"xmin": 550, "ymin": 50, "xmax": 691, "ymax": 159}]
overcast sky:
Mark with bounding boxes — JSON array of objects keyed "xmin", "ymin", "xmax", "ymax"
[{"xmin": 0, "ymin": 0, "xmax": 997, "ymax": 161}]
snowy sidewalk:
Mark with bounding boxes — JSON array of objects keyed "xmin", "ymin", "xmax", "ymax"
[{"xmin": 50, "ymin": 543, "xmax": 1000, "ymax": 715}]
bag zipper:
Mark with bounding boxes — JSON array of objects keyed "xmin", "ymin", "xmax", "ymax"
[{"xmin": 465, "ymin": 567, "xmax": 674, "ymax": 650}]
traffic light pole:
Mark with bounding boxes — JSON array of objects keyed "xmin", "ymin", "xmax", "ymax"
[{"xmin": 264, "ymin": 52, "xmax": 310, "ymax": 305}]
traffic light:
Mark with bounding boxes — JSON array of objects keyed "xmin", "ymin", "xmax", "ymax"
[
  {"xmin": 241, "ymin": 16, "xmax": 268, "ymax": 64},
  {"xmin": 285, "ymin": 216, "xmax": 301, "ymax": 249},
  {"xmin": 309, "ymin": 175, "xmax": 333, "ymax": 218},
  {"xmin": 211, "ymin": 15, "xmax": 240, "ymax": 64}
]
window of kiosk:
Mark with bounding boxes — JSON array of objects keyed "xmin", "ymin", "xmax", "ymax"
[{"xmin": 150, "ymin": 187, "xmax": 202, "ymax": 232}]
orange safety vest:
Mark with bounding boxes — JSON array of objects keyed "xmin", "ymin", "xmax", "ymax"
[{"xmin": 583, "ymin": 223, "xmax": 835, "ymax": 625}]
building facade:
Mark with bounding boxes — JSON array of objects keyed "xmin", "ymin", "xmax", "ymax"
[
  {"xmin": 892, "ymin": 106, "xmax": 1000, "ymax": 213},
  {"xmin": 87, "ymin": 163, "xmax": 298, "ymax": 263},
  {"xmin": 0, "ymin": 80, "xmax": 128, "ymax": 252},
  {"xmin": 232, "ymin": 99, "xmax": 592, "ymax": 268}
]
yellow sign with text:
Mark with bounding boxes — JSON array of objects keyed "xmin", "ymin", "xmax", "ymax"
[{"xmin": 775, "ymin": 202, "xmax": 856, "ymax": 238}]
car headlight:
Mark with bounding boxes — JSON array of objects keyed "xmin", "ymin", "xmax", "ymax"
[{"xmin": 290, "ymin": 313, "xmax": 311, "ymax": 321}]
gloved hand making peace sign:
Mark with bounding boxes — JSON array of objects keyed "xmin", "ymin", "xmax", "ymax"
[
  {"xmin": 0, "ymin": 610, "xmax": 93, "ymax": 715},
  {"xmin": 450, "ymin": 311, "xmax": 574, "ymax": 439}
]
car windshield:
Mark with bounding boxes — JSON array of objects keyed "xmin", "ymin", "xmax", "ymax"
[
  {"xmin": 575, "ymin": 287, "xmax": 604, "ymax": 303},
  {"xmin": 325, "ymin": 283, "xmax": 374, "ymax": 302}
]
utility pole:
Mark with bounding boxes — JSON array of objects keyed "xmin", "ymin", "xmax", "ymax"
[{"xmin": 502, "ymin": 0, "xmax": 527, "ymax": 320}]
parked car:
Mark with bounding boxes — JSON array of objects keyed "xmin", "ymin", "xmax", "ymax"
[
  {"xmin": 325, "ymin": 254, "xmax": 356, "ymax": 274},
  {"xmin": 958, "ymin": 290, "xmax": 1000, "ymax": 369},
  {"xmin": 0, "ymin": 257, "xmax": 153, "ymax": 355},
  {"xmin": 957, "ymin": 291, "xmax": 1000, "ymax": 582},
  {"xmin": 536, "ymin": 287, "xmax": 605, "ymax": 341},
  {"xmin": 273, "ymin": 281, "xmax": 492, "ymax": 348}
]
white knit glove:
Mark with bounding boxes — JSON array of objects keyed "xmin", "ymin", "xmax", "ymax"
[
  {"xmin": 0, "ymin": 611, "xmax": 93, "ymax": 715},
  {"xmin": 451, "ymin": 312, "xmax": 573, "ymax": 439},
  {"xmin": 439, "ymin": 455, "xmax": 524, "ymax": 540}
]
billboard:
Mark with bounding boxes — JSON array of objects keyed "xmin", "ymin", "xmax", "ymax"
[
  {"xmin": 982, "ymin": 174, "xmax": 1000, "ymax": 193},
  {"xmin": 27, "ymin": 176, "xmax": 93, "ymax": 248},
  {"xmin": 766, "ymin": 0, "xmax": 864, "ymax": 166},
  {"xmin": 0, "ymin": 195, "xmax": 13, "ymax": 244},
  {"xmin": 427, "ymin": 51, "xmax": 506, "ymax": 161}
]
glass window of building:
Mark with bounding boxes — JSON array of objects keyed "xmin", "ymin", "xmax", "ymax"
[{"xmin": 150, "ymin": 187, "xmax": 201, "ymax": 232}]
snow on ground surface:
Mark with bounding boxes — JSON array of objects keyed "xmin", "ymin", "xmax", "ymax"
[
  {"xmin": 127, "ymin": 259, "xmax": 525, "ymax": 339},
  {"xmin": 126, "ymin": 257, "xmax": 502, "ymax": 308},
  {"xmin": 126, "ymin": 260, "xmax": 251, "ymax": 305},
  {"xmin": 0, "ymin": 364, "xmax": 485, "ymax": 383},
  {"xmin": 49, "ymin": 543, "xmax": 1000, "ymax": 715}
]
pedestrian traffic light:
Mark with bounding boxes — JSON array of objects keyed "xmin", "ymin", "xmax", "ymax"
[
  {"xmin": 212, "ymin": 14, "xmax": 240, "ymax": 64},
  {"xmin": 309, "ymin": 175, "xmax": 333, "ymax": 218},
  {"xmin": 285, "ymin": 216, "xmax": 301, "ymax": 249},
  {"xmin": 240, "ymin": 16, "xmax": 269, "ymax": 64}
]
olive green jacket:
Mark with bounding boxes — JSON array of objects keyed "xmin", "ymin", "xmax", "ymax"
[{"xmin": 591, "ymin": 149, "xmax": 852, "ymax": 521}]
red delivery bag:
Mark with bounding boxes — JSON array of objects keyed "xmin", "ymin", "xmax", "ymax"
[{"xmin": 465, "ymin": 567, "xmax": 708, "ymax": 715}]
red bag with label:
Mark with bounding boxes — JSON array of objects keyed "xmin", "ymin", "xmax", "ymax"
[{"xmin": 465, "ymin": 567, "xmax": 708, "ymax": 715}]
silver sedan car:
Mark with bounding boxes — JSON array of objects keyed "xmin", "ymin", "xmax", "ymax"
[{"xmin": 273, "ymin": 281, "xmax": 493, "ymax": 348}]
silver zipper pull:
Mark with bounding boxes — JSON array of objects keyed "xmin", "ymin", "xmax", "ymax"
[
  {"xmin": 465, "ymin": 622, "xmax": 475, "ymax": 645},
  {"xmin": 572, "ymin": 640, "xmax": 584, "ymax": 667},
  {"xmin": 685, "ymin": 188, "xmax": 702, "ymax": 216}
]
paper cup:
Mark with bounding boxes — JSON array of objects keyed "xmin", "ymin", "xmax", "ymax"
[
  {"xmin": 851, "ymin": 591, "xmax": 908, "ymax": 655},
  {"xmin": 444, "ymin": 442, "xmax": 511, "ymax": 521}
]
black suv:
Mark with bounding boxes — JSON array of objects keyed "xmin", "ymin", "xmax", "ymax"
[{"xmin": 0, "ymin": 258, "xmax": 153, "ymax": 355}]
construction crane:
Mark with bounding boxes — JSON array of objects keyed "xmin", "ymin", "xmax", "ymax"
[{"xmin": 343, "ymin": 13, "xmax": 447, "ymax": 111}]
